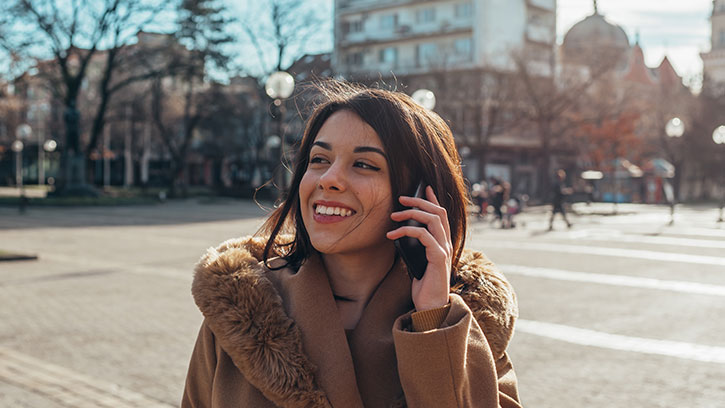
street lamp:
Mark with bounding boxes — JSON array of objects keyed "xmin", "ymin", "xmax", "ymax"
[
  {"xmin": 11, "ymin": 139, "xmax": 26, "ymax": 213},
  {"xmin": 42, "ymin": 139, "xmax": 57, "ymax": 187},
  {"xmin": 713, "ymin": 125, "xmax": 725, "ymax": 222},
  {"xmin": 412, "ymin": 89, "xmax": 436, "ymax": 111},
  {"xmin": 664, "ymin": 117, "xmax": 684, "ymax": 225},
  {"xmin": 264, "ymin": 71, "xmax": 295, "ymax": 197},
  {"xmin": 665, "ymin": 117, "xmax": 684, "ymax": 138},
  {"xmin": 11, "ymin": 140, "xmax": 24, "ymax": 187}
]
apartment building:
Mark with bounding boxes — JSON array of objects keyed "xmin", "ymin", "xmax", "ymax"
[
  {"xmin": 333, "ymin": 0, "xmax": 556, "ymax": 77},
  {"xmin": 332, "ymin": 0, "xmax": 556, "ymax": 196}
]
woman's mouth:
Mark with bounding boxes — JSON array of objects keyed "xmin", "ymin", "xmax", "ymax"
[{"xmin": 315, "ymin": 204, "xmax": 354, "ymax": 217}]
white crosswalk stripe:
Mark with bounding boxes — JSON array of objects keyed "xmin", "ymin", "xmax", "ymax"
[
  {"xmin": 482, "ymin": 241, "xmax": 725, "ymax": 266},
  {"xmin": 501, "ymin": 264, "xmax": 725, "ymax": 296},
  {"xmin": 516, "ymin": 319, "xmax": 725, "ymax": 364}
]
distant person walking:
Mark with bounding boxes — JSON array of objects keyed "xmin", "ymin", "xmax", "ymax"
[
  {"xmin": 489, "ymin": 178, "xmax": 506, "ymax": 227},
  {"xmin": 549, "ymin": 169, "xmax": 572, "ymax": 230}
]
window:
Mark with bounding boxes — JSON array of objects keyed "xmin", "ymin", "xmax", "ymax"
[
  {"xmin": 454, "ymin": 38, "xmax": 472, "ymax": 60},
  {"xmin": 416, "ymin": 43, "xmax": 438, "ymax": 66},
  {"xmin": 416, "ymin": 7, "xmax": 436, "ymax": 23},
  {"xmin": 379, "ymin": 47, "xmax": 398, "ymax": 65},
  {"xmin": 380, "ymin": 14, "xmax": 398, "ymax": 30},
  {"xmin": 350, "ymin": 20, "xmax": 363, "ymax": 33},
  {"xmin": 346, "ymin": 52, "xmax": 364, "ymax": 65},
  {"xmin": 455, "ymin": 2, "xmax": 472, "ymax": 18},
  {"xmin": 720, "ymin": 29, "xmax": 725, "ymax": 47}
]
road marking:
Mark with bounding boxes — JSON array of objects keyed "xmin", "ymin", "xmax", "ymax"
[
  {"xmin": 501, "ymin": 264, "xmax": 725, "ymax": 297},
  {"xmin": 481, "ymin": 241, "xmax": 725, "ymax": 266},
  {"xmin": 622, "ymin": 226, "xmax": 725, "ymax": 239},
  {"xmin": 0, "ymin": 346, "xmax": 174, "ymax": 407},
  {"xmin": 564, "ymin": 230, "xmax": 725, "ymax": 249},
  {"xmin": 516, "ymin": 319, "xmax": 725, "ymax": 364}
]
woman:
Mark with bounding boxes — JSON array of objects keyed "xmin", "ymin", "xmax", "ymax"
[{"xmin": 183, "ymin": 82, "xmax": 521, "ymax": 408}]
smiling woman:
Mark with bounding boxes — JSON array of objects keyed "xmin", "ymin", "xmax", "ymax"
[{"xmin": 182, "ymin": 81, "xmax": 522, "ymax": 408}]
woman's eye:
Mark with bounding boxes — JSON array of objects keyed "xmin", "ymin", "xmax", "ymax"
[
  {"xmin": 310, "ymin": 157, "xmax": 328, "ymax": 164},
  {"xmin": 354, "ymin": 161, "xmax": 380, "ymax": 171}
]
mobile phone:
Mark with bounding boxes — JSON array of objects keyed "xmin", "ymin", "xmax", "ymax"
[{"xmin": 394, "ymin": 182, "xmax": 428, "ymax": 280}]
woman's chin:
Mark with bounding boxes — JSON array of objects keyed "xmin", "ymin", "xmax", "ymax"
[
  {"xmin": 310, "ymin": 239, "xmax": 348, "ymax": 255},
  {"xmin": 310, "ymin": 236, "xmax": 394, "ymax": 258}
]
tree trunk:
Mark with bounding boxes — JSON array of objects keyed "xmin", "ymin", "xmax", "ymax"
[{"xmin": 538, "ymin": 122, "xmax": 553, "ymax": 202}]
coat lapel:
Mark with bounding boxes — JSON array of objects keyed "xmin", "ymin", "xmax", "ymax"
[
  {"xmin": 284, "ymin": 254, "xmax": 365, "ymax": 408},
  {"xmin": 347, "ymin": 259, "xmax": 413, "ymax": 408}
]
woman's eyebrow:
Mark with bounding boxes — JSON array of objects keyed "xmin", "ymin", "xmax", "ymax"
[
  {"xmin": 311, "ymin": 141, "xmax": 387, "ymax": 159},
  {"xmin": 312, "ymin": 141, "xmax": 332, "ymax": 150},
  {"xmin": 353, "ymin": 146, "xmax": 387, "ymax": 159}
]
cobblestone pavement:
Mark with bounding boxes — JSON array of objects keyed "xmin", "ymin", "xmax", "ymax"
[{"xmin": 1, "ymin": 200, "xmax": 724, "ymax": 407}]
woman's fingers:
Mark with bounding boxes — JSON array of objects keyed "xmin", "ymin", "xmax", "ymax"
[
  {"xmin": 390, "ymin": 209, "xmax": 447, "ymax": 247},
  {"xmin": 398, "ymin": 186, "xmax": 451, "ymax": 244},
  {"xmin": 386, "ymin": 226, "xmax": 448, "ymax": 264}
]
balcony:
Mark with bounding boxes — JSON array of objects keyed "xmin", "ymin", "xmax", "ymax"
[
  {"xmin": 339, "ymin": 21, "xmax": 472, "ymax": 48},
  {"xmin": 526, "ymin": 24, "xmax": 554, "ymax": 44},
  {"xmin": 527, "ymin": 0, "xmax": 555, "ymax": 12}
]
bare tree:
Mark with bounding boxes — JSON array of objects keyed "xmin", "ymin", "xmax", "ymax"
[
  {"xmin": 83, "ymin": 2, "xmax": 174, "ymax": 163},
  {"xmin": 1, "ymin": 0, "xmax": 171, "ymax": 192},
  {"xmin": 149, "ymin": 0, "xmax": 233, "ymax": 197},
  {"xmin": 510, "ymin": 47, "xmax": 624, "ymax": 198},
  {"xmin": 234, "ymin": 0, "xmax": 327, "ymax": 193},
  {"xmin": 239, "ymin": 0, "xmax": 325, "ymax": 74}
]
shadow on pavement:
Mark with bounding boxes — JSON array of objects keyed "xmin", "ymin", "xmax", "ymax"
[{"xmin": 0, "ymin": 198, "xmax": 274, "ymax": 230}]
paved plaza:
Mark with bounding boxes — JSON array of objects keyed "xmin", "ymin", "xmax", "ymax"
[{"xmin": 1, "ymin": 200, "xmax": 724, "ymax": 407}]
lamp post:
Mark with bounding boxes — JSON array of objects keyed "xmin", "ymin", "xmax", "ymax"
[
  {"xmin": 264, "ymin": 71, "xmax": 295, "ymax": 197},
  {"xmin": 664, "ymin": 117, "xmax": 684, "ymax": 225},
  {"xmin": 713, "ymin": 125, "xmax": 725, "ymax": 223},
  {"xmin": 42, "ymin": 139, "xmax": 57, "ymax": 187},
  {"xmin": 11, "ymin": 139, "xmax": 26, "ymax": 213}
]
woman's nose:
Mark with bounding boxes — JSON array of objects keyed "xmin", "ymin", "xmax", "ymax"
[{"xmin": 318, "ymin": 163, "xmax": 347, "ymax": 192}]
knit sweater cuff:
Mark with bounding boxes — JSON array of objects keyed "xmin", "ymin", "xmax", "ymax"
[{"xmin": 411, "ymin": 303, "xmax": 451, "ymax": 332}]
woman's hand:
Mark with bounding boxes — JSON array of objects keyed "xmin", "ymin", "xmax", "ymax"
[{"xmin": 387, "ymin": 186, "xmax": 452, "ymax": 311}]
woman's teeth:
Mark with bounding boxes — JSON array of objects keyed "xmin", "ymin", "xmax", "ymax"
[{"xmin": 315, "ymin": 205, "xmax": 353, "ymax": 216}]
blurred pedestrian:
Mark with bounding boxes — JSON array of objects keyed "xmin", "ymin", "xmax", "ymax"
[
  {"xmin": 489, "ymin": 177, "xmax": 505, "ymax": 227},
  {"xmin": 503, "ymin": 195, "xmax": 520, "ymax": 229},
  {"xmin": 549, "ymin": 169, "xmax": 572, "ymax": 230},
  {"xmin": 471, "ymin": 181, "xmax": 489, "ymax": 220}
]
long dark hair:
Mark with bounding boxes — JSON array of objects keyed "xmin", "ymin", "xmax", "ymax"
[{"xmin": 258, "ymin": 81, "xmax": 469, "ymax": 280}]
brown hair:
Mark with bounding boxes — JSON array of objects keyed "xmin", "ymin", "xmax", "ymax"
[{"xmin": 258, "ymin": 80, "xmax": 469, "ymax": 281}]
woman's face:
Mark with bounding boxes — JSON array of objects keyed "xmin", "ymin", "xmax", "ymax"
[{"xmin": 299, "ymin": 110, "xmax": 394, "ymax": 256}]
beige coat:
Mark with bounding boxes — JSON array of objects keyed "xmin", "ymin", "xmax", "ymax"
[{"xmin": 182, "ymin": 236, "xmax": 522, "ymax": 408}]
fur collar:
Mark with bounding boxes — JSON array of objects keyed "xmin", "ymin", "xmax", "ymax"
[{"xmin": 192, "ymin": 236, "xmax": 518, "ymax": 408}]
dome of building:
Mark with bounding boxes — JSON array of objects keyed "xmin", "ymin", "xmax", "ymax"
[{"xmin": 562, "ymin": 11, "xmax": 630, "ymax": 61}]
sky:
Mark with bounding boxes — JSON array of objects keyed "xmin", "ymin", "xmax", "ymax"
[{"xmin": 557, "ymin": 0, "xmax": 714, "ymax": 84}]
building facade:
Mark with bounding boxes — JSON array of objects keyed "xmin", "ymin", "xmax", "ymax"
[
  {"xmin": 701, "ymin": 0, "xmax": 725, "ymax": 93},
  {"xmin": 334, "ymin": 0, "xmax": 556, "ymax": 77},
  {"xmin": 559, "ymin": 5, "xmax": 694, "ymax": 204}
]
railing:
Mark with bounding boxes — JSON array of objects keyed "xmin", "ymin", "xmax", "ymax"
[
  {"xmin": 339, "ymin": 20, "xmax": 472, "ymax": 46},
  {"xmin": 338, "ymin": 0, "xmax": 441, "ymax": 14}
]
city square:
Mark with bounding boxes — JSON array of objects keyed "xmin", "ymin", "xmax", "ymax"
[
  {"xmin": 2, "ymin": 200, "xmax": 725, "ymax": 407},
  {"xmin": 2, "ymin": 0, "xmax": 725, "ymax": 407}
]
